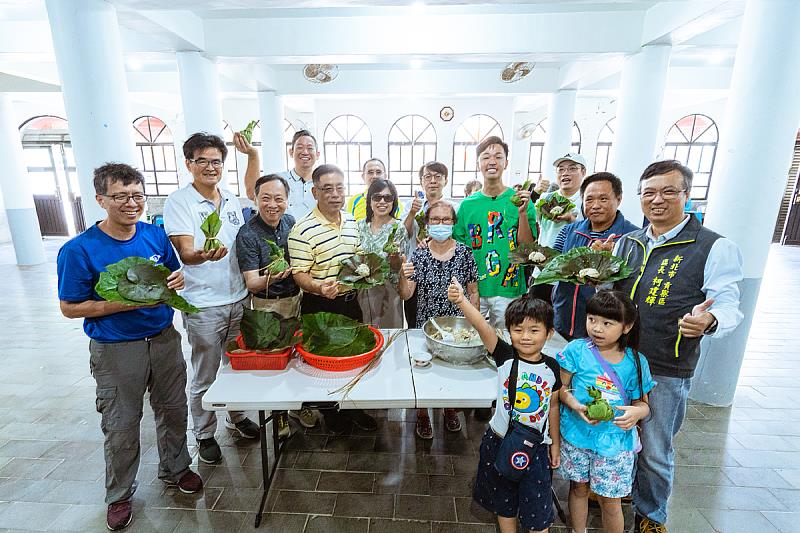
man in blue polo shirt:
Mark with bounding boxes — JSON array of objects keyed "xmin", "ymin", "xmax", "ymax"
[{"xmin": 57, "ymin": 163, "xmax": 201, "ymax": 531}]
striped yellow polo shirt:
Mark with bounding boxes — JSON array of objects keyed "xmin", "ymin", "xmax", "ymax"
[{"xmin": 288, "ymin": 207, "xmax": 359, "ymax": 282}]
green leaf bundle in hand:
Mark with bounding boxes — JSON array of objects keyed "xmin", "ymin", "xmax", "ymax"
[
  {"xmin": 510, "ymin": 179, "xmax": 532, "ymax": 207},
  {"xmin": 508, "ymin": 242, "xmax": 559, "ymax": 268},
  {"xmin": 300, "ymin": 312, "xmax": 376, "ymax": 357},
  {"xmin": 585, "ymin": 386, "xmax": 615, "ymax": 421},
  {"xmin": 262, "ymin": 239, "xmax": 290, "ymax": 275},
  {"xmin": 239, "ymin": 308, "xmax": 300, "ymax": 352},
  {"xmin": 338, "ymin": 252, "xmax": 389, "ymax": 290},
  {"xmin": 533, "ymin": 246, "xmax": 632, "ymax": 286},
  {"xmin": 95, "ymin": 256, "xmax": 198, "ymax": 313},
  {"xmin": 239, "ymin": 120, "xmax": 258, "ymax": 144},
  {"xmin": 415, "ymin": 211, "xmax": 427, "ymax": 241},
  {"xmin": 382, "ymin": 223, "xmax": 400, "ymax": 255},
  {"xmin": 535, "ymin": 193, "xmax": 577, "ymax": 221},
  {"xmin": 200, "ymin": 211, "xmax": 223, "ymax": 252}
]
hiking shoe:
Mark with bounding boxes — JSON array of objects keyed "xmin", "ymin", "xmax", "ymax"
[
  {"xmin": 225, "ymin": 417, "xmax": 260, "ymax": 439},
  {"xmin": 276, "ymin": 411, "xmax": 291, "ymax": 439},
  {"xmin": 197, "ymin": 437, "xmax": 222, "ymax": 464},
  {"xmin": 474, "ymin": 407, "xmax": 493, "ymax": 421},
  {"xmin": 165, "ymin": 470, "xmax": 203, "ymax": 494},
  {"xmin": 347, "ymin": 409, "xmax": 378, "ymax": 431},
  {"xmin": 322, "ymin": 409, "xmax": 350, "ymax": 435},
  {"xmin": 636, "ymin": 515, "xmax": 666, "ymax": 533},
  {"xmin": 415, "ymin": 411, "xmax": 433, "ymax": 440},
  {"xmin": 443, "ymin": 408, "xmax": 462, "ymax": 432},
  {"xmin": 289, "ymin": 408, "xmax": 318, "ymax": 428},
  {"xmin": 106, "ymin": 499, "xmax": 132, "ymax": 531}
]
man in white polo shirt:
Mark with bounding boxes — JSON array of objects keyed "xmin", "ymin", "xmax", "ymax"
[{"xmin": 164, "ymin": 132, "xmax": 259, "ymax": 465}]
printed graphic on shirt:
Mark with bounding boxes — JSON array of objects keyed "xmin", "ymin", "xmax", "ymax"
[
  {"xmin": 470, "ymin": 212, "xmax": 521, "ymax": 288},
  {"xmin": 595, "ymin": 374, "xmax": 622, "ymax": 404},
  {"xmin": 645, "ymin": 254, "xmax": 683, "ymax": 306},
  {"xmin": 148, "ymin": 254, "xmax": 163, "ymax": 264},
  {"xmin": 502, "ymin": 370, "xmax": 553, "ymax": 425}
]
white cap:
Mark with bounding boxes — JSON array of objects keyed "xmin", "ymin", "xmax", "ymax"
[{"xmin": 553, "ymin": 152, "xmax": 587, "ymax": 168}]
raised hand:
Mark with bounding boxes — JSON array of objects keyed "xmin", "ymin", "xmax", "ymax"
[
  {"xmin": 590, "ymin": 234, "xmax": 617, "ymax": 252},
  {"xmin": 400, "ymin": 257, "xmax": 415, "ymax": 280},
  {"xmin": 447, "ymin": 277, "xmax": 464, "ymax": 304},
  {"xmin": 679, "ymin": 298, "xmax": 715, "ymax": 338}
]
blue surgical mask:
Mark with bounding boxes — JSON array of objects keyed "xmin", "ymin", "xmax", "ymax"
[{"xmin": 428, "ymin": 224, "xmax": 453, "ymax": 241}]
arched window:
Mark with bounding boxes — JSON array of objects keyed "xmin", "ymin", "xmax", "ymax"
[
  {"xmin": 132, "ymin": 116, "xmax": 178, "ymax": 197},
  {"xmin": 223, "ymin": 121, "xmax": 263, "ymax": 197},
  {"xmin": 594, "ymin": 117, "xmax": 617, "ymax": 172},
  {"xmin": 388, "ymin": 114, "xmax": 437, "ymax": 197},
  {"xmin": 323, "ymin": 114, "xmax": 372, "ymax": 195},
  {"xmin": 284, "ymin": 119, "xmax": 296, "ymax": 171},
  {"xmin": 452, "ymin": 114, "xmax": 503, "ymax": 198},
  {"xmin": 662, "ymin": 114, "xmax": 718, "ymax": 200},
  {"xmin": 525, "ymin": 119, "xmax": 581, "ymax": 183}
]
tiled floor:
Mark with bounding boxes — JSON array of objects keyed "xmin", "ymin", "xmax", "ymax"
[{"xmin": 0, "ymin": 238, "xmax": 799, "ymax": 532}]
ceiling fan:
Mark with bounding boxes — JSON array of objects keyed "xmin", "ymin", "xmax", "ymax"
[
  {"xmin": 303, "ymin": 64, "xmax": 339, "ymax": 84},
  {"xmin": 501, "ymin": 62, "xmax": 535, "ymax": 83}
]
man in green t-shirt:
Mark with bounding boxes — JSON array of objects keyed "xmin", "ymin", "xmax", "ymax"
[{"xmin": 453, "ymin": 136, "xmax": 537, "ymax": 330}]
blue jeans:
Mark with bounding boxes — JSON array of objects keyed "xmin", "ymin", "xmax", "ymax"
[{"xmin": 633, "ymin": 374, "xmax": 692, "ymax": 525}]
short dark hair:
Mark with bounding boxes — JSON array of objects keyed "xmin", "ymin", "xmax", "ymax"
[
  {"xmin": 291, "ymin": 129, "xmax": 317, "ymax": 150},
  {"xmin": 93, "ymin": 163, "xmax": 145, "ymax": 195},
  {"xmin": 586, "ymin": 290, "xmax": 640, "ymax": 352},
  {"xmin": 254, "ymin": 174, "xmax": 290, "ymax": 197},
  {"xmin": 504, "ymin": 295, "xmax": 554, "ymax": 330},
  {"xmin": 183, "ymin": 132, "xmax": 227, "ymax": 161},
  {"xmin": 418, "ymin": 161, "xmax": 449, "ymax": 179},
  {"xmin": 424, "ymin": 201, "xmax": 457, "ymax": 225},
  {"xmin": 311, "ymin": 163, "xmax": 344, "ymax": 185},
  {"xmin": 581, "ymin": 172, "xmax": 623, "ymax": 199},
  {"xmin": 365, "ymin": 179, "xmax": 399, "ymax": 223},
  {"xmin": 639, "ymin": 160, "xmax": 693, "ymax": 193},
  {"xmin": 362, "ymin": 158, "xmax": 385, "ymax": 173},
  {"xmin": 476, "ymin": 135, "xmax": 508, "ymax": 158}
]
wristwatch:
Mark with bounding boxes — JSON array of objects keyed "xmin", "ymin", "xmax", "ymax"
[{"xmin": 703, "ymin": 315, "xmax": 718, "ymax": 335}]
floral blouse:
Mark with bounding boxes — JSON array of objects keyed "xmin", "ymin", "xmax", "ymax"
[{"xmin": 356, "ymin": 218, "xmax": 408, "ymax": 285}]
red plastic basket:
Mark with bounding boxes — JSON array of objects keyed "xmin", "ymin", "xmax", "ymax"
[
  {"xmin": 225, "ymin": 334, "xmax": 292, "ymax": 371},
  {"xmin": 295, "ymin": 327, "xmax": 384, "ymax": 372}
]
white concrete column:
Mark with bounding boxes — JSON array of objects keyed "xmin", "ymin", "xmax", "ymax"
[
  {"xmin": 610, "ymin": 44, "xmax": 671, "ymax": 220},
  {"xmin": 0, "ymin": 95, "xmax": 45, "ymax": 265},
  {"xmin": 45, "ymin": 0, "xmax": 137, "ymax": 227},
  {"xmin": 176, "ymin": 52, "xmax": 225, "ymax": 139},
  {"xmin": 690, "ymin": 0, "xmax": 800, "ymax": 406},
  {"xmin": 541, "ymin": 89, "xmax": 577, "ymax": 181},
  {"xmin": 258, "ymin": 91, "xmax": 286, "ymax": 173}
]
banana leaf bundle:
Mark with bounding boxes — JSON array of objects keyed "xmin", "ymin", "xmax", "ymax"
[
  {"xmin": 239, "ymin": 120, "xmax": 258, "ymax": 144},
  {"xmin": 510, "ymin": 179, "xmax": 532, "ymax": 207},
  {"xmin": 382, "ymin": 223, "xmax": 401, "ymax": 255},
  {"xmin": 533, "ymin": 246, "xmax": 632, "ymax": 286},
  {"xmin": 300, "ymin": 312, "xmax": 376, "ymax": 357},
  {"xmin": 338, "ymin": 252, "xmax": 389, "ymax": 290},
  {"xmin": 95, "ymin": 256, "xmax": 198, "ymax": 313},
  {"xmin": 508, "ymin": 242, "xmax": 559, "ymax": 268},
  {"xmin": 415, "ymin": 211, "xmax": 427, "ymax": 241},
  {"xmin": 535, "ymin": 193, "xmax": 577, "ymax": 221},
  {"xmin": 585, "ymin": 386, "xmax": 615, "ymax": 421},
  {"xmin": 201, "ymin": 211, "xmax": 223, "ymax": 252},
  {"xmin": 262, "ymin": 239, "xmax": 290, "ymax": 275}
]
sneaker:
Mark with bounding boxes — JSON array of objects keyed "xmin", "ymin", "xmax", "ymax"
[
  {"xmin": 443, "ymin": 408, "xmax": 462, "ymax": 432},
  {"xmin": 474, "ymin": 407, "xmax": 493, "ymax": 421},
  {"xmin": 322, "ymin": 409, "xmax": 350, "ymax": 435},
  {"xmin": 197, "ymin": 437, "xmax": 222, "ymax": 464},
  {"xmin": 415, "ymin": 411, "xmax": 433, "ymax": 440},
  {"xmin": 224, "ymin": 417, "xmax": 260, "ymax": 439},
  {"xmin": 276, "ymin": 412, "xmax": 291, "ymax": 439},
  {"xmin": 289, "ymin": 408, "xmax": 318, "ymax": 428},
  {"xmin": 636, "ymin": 514, "xmax": 666, "ymax": 533},
  {"xmin": 106, "ymin": 499, "xmax": 132, "ymax": 531},
  {"xmin": 165, "ymin": 470, "xmax": 204, "ymax": 494},
  {"xmin": 346, "ymin": 409, "xmax": 378, "ymax": 431}
]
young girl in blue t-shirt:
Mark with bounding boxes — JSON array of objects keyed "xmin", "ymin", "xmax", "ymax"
[{"xmin": 557, "ymin": 290, "xmax": 655, "ymax": 533}]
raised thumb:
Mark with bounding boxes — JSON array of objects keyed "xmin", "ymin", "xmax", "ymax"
[{"xmin": 691, "ymin": 298, "xmax": 714, "ymax": 316}]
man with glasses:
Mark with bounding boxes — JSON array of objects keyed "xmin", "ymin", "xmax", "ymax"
[
  {"xmin": 288, "ymin": 164, "xmax": 378, "ymax": 435},
  {"xmin": 613, "ymin": 160, "xmax": 743, "ymax": 533},
  {"xmin": 57, "ymin": 163, "xmax": 201, "ymax": 531},
  {"xmin": 163, "ymin": 133, "xmax": 260, "ymax": 466},
  {"xmin": 346, "ymin": 158, "xmax": 405, "ymax": 221}
]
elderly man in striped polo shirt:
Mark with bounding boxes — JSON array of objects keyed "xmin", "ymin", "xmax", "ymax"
[{"xmin": 288, "ymin": 163, "xmax": 378, "ymax": 435}]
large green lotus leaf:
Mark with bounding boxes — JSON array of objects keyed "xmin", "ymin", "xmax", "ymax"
[
  {"xmin": 337, "ymin": 253, "xmax": 389, "ymax": 290},
  {"xmin": 508, "ymin": 242, "xmax": 559, "ymax": 267},
  {"xmin": 535, "ymin": 193, "xmax": 577, "ymax": 221},
  {"xmin": 240, "ymin": 308, "xmax": 300, "ymax": 351},
  {"xmin": 300, "ymin": 312, "xmax": 376, "ymax": 357},
  {"xmin": 533, "ymin": 246, "xmax": 632, "ymax": 286}
]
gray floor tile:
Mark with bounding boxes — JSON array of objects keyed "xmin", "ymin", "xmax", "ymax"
[
  {"xmin": 699, "ymin": 509, "xmax": 780, "ymax": 533},
  {"xmin": 305, "ymin": 515, "xmax": 369, "ymax": 533},
  {"xmin": 237, "ymin": 512, "xmax": 307, "ymax": 532},
  {"xmin": 368, "ymin": 518, "xmax": 432, "ymax": 533},
  {"xmin": 334, "ymin": 493, "xmax": 394, "ymax": 518},
  {"xmin": 271, "ymin": 490, "xmax": 336, "ymax": 514},
  {"xmin": 775, "ymin": 469, "xmax": 800, "ymax": 490},
  {"xmin": 317, "ymin": 471, "xmax": 375, "ymax": 493},
  {"xmin": 394, "ymin": 495, "xmax": 457, "ymax": 522},
  {"xmin": 761, "ymin": 511, "xmax": 800, "ymax": 532},
  {"xmin": 172, "ymin": 509, "xmax": 247, "ymax": 532},
  {"xmin": 0, "ymin": 501, "xmax": 70, "ymax": 531}
]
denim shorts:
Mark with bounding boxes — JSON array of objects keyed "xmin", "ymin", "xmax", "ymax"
[
  {"xmin": 559, "ymin": 438, "xmax": 635, "ymax": 498},
  {"xmin": 473, "ymin": 428, "xmax": 554, "ymax": 531}
]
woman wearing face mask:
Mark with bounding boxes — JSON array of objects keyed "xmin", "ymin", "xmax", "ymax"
[
  {"xmin": 398, "ymin": 201, "xmax": 479, "ymax": 439},
  {"xmin": 356, "ymin": 180, "xmax": 407, "ymax": 328}
]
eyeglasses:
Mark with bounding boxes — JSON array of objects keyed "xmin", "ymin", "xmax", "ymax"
[
  {"xmin": 102, "ymin": 194, "xmax": 147, "ymax": 205},
  {"xmin": 320, "ymin": 185, "xmax": 346, "ymax": 195},
  {"xmin": 371, "ymin": 194, "xmax": 395, "ymax": 203},
  {"xmin": 557, "ymin": 165, "xmax": 581, "ymax": 174},
  {"xmin": 638, "ymin": 188, "xmax": 686, "ymax": 201},
  {"xmin": 428, "ymin": 217, "xmax": 454, "ymax": 224},
  {"xmin": 421, "ymin": 173, "xmax": 445, "ymax": 182},
  {"xmin": 189, "ymin": 158, "xmax": 224, "ymax": 169}
]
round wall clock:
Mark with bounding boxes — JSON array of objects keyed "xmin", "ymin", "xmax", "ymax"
[{"xmin": 440, "ymin": 106, "xmax": 454, "ymax": 122}]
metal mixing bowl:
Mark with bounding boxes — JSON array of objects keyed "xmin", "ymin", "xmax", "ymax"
[{"xmin": 422, "ymin": 316, "xmax": 487, "ymax": 365}]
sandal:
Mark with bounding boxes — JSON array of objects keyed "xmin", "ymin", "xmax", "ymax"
[
  {"xmin": 443, "ymin": 409, "xmax": 462, "ymax": 432},
  {"xmin": 415, "ymin": 410, "xmax": 433, "ymax": 440}
]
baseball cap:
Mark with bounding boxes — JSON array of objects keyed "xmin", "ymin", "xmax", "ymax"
[{"xmin": 553, "ymin": 152, "xmax": 587, "ymax": 168}]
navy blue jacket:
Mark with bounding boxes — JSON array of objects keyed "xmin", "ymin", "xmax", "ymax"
[{"xmin": 551, "ymin": 212, "xmax": 639, "ymax": 339}]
